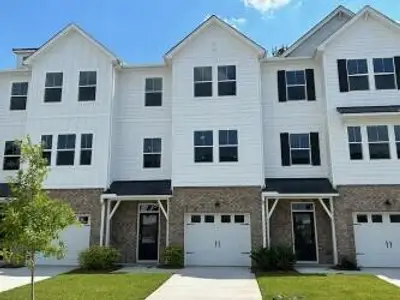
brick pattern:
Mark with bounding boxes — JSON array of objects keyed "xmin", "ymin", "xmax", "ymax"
[
  {"xmin": 169, "ymin": 187, "xmax": 263, "ymax": 251},
  {"xmin": 270, "ymin": 199, "xmax": 333, "ymax": 264},
  {"xmin": 335, "ymin": 185, "xmax": 400, "ymax": 262}
]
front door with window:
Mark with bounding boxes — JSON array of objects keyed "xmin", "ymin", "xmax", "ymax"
[
  {"xmin": 292, "ymin": 211, "xmax": 317, "ymax": 262},
  {"xmin": 138, "ymin": 213, "xmax": 159, "ymax": 261}
]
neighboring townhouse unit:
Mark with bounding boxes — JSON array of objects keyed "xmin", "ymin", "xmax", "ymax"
[{"xmin": 1, "ymin": 5, "xmax": 400, "ymax": 268}]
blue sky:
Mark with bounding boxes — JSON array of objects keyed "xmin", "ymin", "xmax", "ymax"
[{"xmin": 1, "ymin": 0, "xmax": 400, "ymax": 69}]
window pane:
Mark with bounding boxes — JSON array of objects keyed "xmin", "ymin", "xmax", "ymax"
[
  {"xmin": 79, "ymin": 86, "xmax": 96, "ymax": 101},
  {"xmin": 79, "ymin": 71, "xmax": 96, "ymax": 86},
  {"xmin": 4, "ymin": 142, "xmax": 20, "ymax": 155},
  {"xmin": 194, "ymin": 82, "xmax": 212, "ymax": 97},
  {"xmin": 3, "ymin": 157, "xmax": 20, "ymax": 170},
  {"xmin": 291, "ymin": 149, "xmax": 310, "ymax": 165},
  {"xmin": 375, "ymin": 74, "xmax": 396, "ymax": 90},
  {"xmin": 145, "ymin": 78, "xmax": 162, "ymax": 91},
  {"xmin": 46, "ymin": 73, "xmax": 63, "ymax": 87},
  {"xmin": 390, "ymin": 215, "xmax": 400, "ymax": 223},
  {"xmin": 145, "ymin": 92, "xmax": 162, "ymax": 106},
  {"xmin": 56, "ymin": 151, "xmax": 75, "ymax": 166},
  {"xmin": 287, "ymin": 86, "xmax": 306, "ymax": 100},
  {"xmin": 394, "ymin": 126, "xmax": 400, "ymax": 141},
  {"xmin": 12, "ymin": 82, "xmax": 28, "ymax": 95},
  {"xmin": 204, "ymin": 215, "xmax": 214, "ymax": 223},
  {"xmin": 41, "ymin": 135, "xmax": 53, "ymax": 149},
  {"xmin": 57, "ymin": 135, "xmax": 76, "ymax": 149},
  {"xmin": 219, "ymin": 146, "xmax": 238, "ymax": 162},
  {"xmin": 290, "ymin": 134, "xmax": 309, "ymax": 148},
  {"xmin": 219, "ymin": 130, "xmax": 237, "ymax": 145},
  {"xmin": 348, "ymin": 59, "xmax": 368, "ymax": 75},
  {"xmin": 367, "ymin": 126, "xmax": 389, "ymax": 142},
  {"xmin": 357, "ymin": 214, "xmax": 368, "ymax": 223},
  {"xmin": 373, "ymin": 58, "xmax": 394, "ymax": 73},
  {"xmin": 44, "ymin": 88, "xmax": 62, "ymax": 102},
  {"xmin": 218, "ymin": 66, "xmax": 236, "ymax": 81},
  {"xmin": 286, "ymin": 70, "xmax": 305, "ymax": 85},
  {"xmin": 81, "ymin": 134, "xmax": 93, "ymax": 149},
  {"xmin": 369, "ymin": 143, "xmax": 390, "ymax": 159},
  {"xmin": 292, "ymin": 203, "xmax": 313, "ymax": 211},
  {"xmin": 42, "ymin": 151, "xmax": 52, "ymax": 166},
  {"xmin": 218, "ymin": 81, "xmax": 236, "ymax": 96},
  {"xmin": 221, "ymin": 215, "xmax": 231, "ymax": 223},
  {"xmin": 347, "ymin": 127, "xmax": 362, "ymax": 143},
  {"xmin": 349, "ymin": 144, "xmax": 363, "ymax": 160},
  {"xmin": 397, "ymin": 142, "xmax": 400, "ymax": 159},
  {"xmin": 234, "ymin": 215, "xmax": 245, "ymax": 223},
  {"xmin": 191, "ymin": 215, "xmax": 201, "ymax": 223},
  {"xmin": 194, "ymin": 147, "xmax": 213, "ymax": 163},
  {"xmin": 194, "ymin": 131, "xmax": 213, "ymax": 146},
  {"xmin": 80, "ymin": 150, "xmax": 92, "ymax": 165},
  {"xmin": 194, "ymin": 67, "xmax": 212, "ymax": 82},
  {"xmin": 371, "ymin": 214, "xmax": 383, "ymax": 223},
  {"xmin": 349, "ymin": 76, "xmax": 369, "ymax": 91},
  {"xmin": 152, "ymin": 138, "xmax": 162, "ymax": 153},
  {"xmin": 143, "ymin": 154, "xmax": 161, "ymax": 168},
  {"xmin": 10, "ymin": 96, "xmax": 27, "ymax": 110}
]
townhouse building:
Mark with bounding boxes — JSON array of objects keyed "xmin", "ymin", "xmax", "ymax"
[{"xmin": 1, "ymin": 5, "xmax": 399, "ymax": 268}]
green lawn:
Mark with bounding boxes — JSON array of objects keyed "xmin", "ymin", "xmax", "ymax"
[
  {"xmin": 257, "ymin": 273, "xmax": 400, "ymax": 300},
  {"xmin": 0, "ymin": 272, "xmax": 170, "ymax": 300}
]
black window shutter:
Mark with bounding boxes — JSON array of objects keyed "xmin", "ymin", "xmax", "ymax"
[
  {"xmin": 280, "ymin": 133, "xmax": 290, "ymax": 166},
  {"xmin": 310, "ymin": 132, "xmax": 321, "ymax": 166},
  {"xmin": 337, "ymin": 59, "xmax": 349, "ymax": 92},
  {"xmin": 305, "ymin": 69, "xmax": 316, "ymax": 101},
  {"xmin": 394, "ymin": 57, "xmax": 400, "ymax": 90},
  {"xmin": 277, "ymin": 71, "xmax": 287, "ymax": 102}
]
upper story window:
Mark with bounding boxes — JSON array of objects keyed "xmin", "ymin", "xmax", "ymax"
[
  {"xmin": 10, "ymin": 82, "xmax": 28, "ymax": 110},
  {"xmin": 373, "ymin": 58, "xmax": 397, "ymax": 90},
  {"xmin": 347, "ymin": 126, "xmax": 363, "ymax": 160},
  {"xmin": 367, "ymin": 125, "xmax": 390, "ymax": 160},
  {"xmin": 79, "ymin": 71, "xmax": 97, "ymax": 101},
  {"xmin": 278, "ymin": 69, "xmax": 316, "ymax": 102},
  {"xmin": 80, "ymin": 134, "xmax": 93, "ymax": 165},
  {"xmin": 145, "ymin": 78, "xmax": 163, "ymax": 106},
  {"xmin": 219, "ymin": 130, "xmax": 238, "ymax": 162},
  {"xmin": 44, "ymin": 72, "xmax": 63, "ymax": 102},
  {"xmin": 347, "ymin": 59, "xmax": 369, "ymax": 91},
  {"xmin": 41, "ymin": 135, "xmax": 53, "ymax": 165},
  {"xmin": 3, "ymin": 141, "xmax": 20, "ymax": 170},
  {"xmin": 143, "ymin": 138, "xmax": 161, "ymax": 168},
  {"xmin": 395, "ymin": 126, "xmax": 400, "ymax": 159},
  {"xmin": 194, "ymin": 131, "xmax": 213, "ymax": 163},
  {"xmin": 218, "ymin": 65, "xmax": 236, "ymax": 96},
  {"xmin": 56, "ymin": 134, "xmax": 76, "ymax": 166},
  {"xmin": 280, "ymin": 132, "xmax": 320, "ymax": 166},
  {"xmin": 194, "ymin": 67, "xmax": 212, "ymax": 97}
]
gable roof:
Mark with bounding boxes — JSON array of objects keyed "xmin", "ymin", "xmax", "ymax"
[
  {"xmin": 164, "ymin": 15, "xmax": 266, "ymax": 60},
  {"xmin": 318, "ymin": 6, "xmax": 400, "ymax": 51},
  {"xmin": 24, "ymin": 23, "xmax": 121, "ymax": 65},
  {"xmin": 282, "ymin": 5, "xmax": 354, "ymax": 57}
]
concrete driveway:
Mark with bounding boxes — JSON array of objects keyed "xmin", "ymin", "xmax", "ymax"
[
  {"xmin": 146, "ymin": 267, "xmax": 261, "ymax": 300},
  {"xmin": 0, "ymin": 266, "xmax": 74, "ymax": 293},
  {"xmin": 363, "ymin": 268, "xmax": 400, "ymax": 288}
]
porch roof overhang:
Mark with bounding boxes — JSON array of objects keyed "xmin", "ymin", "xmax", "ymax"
[
  {"xmin": 104, "ymin": 180, "xmax": 172, "ymax": 200},
  {"xmin": 262, "ymin": 178, "xmax": 338, "ymax": 198},
  {"xmin": 337, "ymin": 105, "xmax": 400, "ymax": 117}
]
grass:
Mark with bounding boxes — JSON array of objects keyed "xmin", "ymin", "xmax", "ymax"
[
  {"xmin": 0, "ymin": 271, "xmax": 170, "ymax": 300},
  {"xmin": 256, "ymin": 273, "xmax": 400, "ymax": 300}
]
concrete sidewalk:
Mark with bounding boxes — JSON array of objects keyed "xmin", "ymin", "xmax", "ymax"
[
  {"xmin": 146, "ymin": 267, "xmax": 261, "ymax": 300},
  {"xmin": 0, "ymin": 266, "xmax": 74, "ymax": 293}
]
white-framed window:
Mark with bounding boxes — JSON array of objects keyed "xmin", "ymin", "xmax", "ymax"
[
  {"xmin": 286, "ymin": 70, "xmax": 306, "ymax": 100},
  {"xmin": 41, "ymin": 135, "xmax": 53, "ymax": 165},
  {"xmin": 289, "ymin": 133, "xmax": 311, "ymax": 165},
  {"xmin": 373, "ymin": 58, "xmax": 396, "ymax": 90},
  {"xmin": 194, "ymin": 131, "xmax": 213, "ymax": 163},
  {"xmin": 78, "ymin": 71, "xmax": 97, "ymax": 101},
  {"xmin": 76, "ymin": 214, "xmax": 90, "ymax": 226},
  {"xmin": 218, "ymin": 130, "xmax": 238, "ymax": 162},
  {"xmin": 3, "ymin": 141, "xmax": 21, "ymax": 170},
  {"xmin": 218, "ymin": 65, "xmax": 236, "ymax": 96},
  {"xmin": 347, "ymin": 59, "xmax": 369, "ymax": 91},
  {"xmin": 139, "ymin": 204, "xmax": 159, "ymax": 213},
  {"xmin": 145, "ymin": 78, "xmax": 163, "ymax": 106},
  {"xmin": 291, "ymin": 202, "xmax": 314, "ymax": 211},
  {"xmin": 347, "ymin": 126, "xmax": 363, "ymax": 160},
  {"xmin": 143, "ymin": 138, "xmax": 161, "ymax": 168},
  {"xmin": 44, "ymin": 72, "xmax": 63, "ymax": 102},
  {"xmin": 10, "ymin": 82, "xmax": 28, "ymax": 110},
  {"xmin": 56, "ymin": 134, "xmax": 76, "ymax": 166},
  {"xmin": 367, "ymin": 125, "xmax": 390, "ymax": 159},
  {"xmin": 80, "ymin": 134, "xmax": 93, "ymax": 165},
  {"xmin": 194, "ymin": 67, "xmax": 212, "ymax": 97},
  {"xmin": 394, "ymin": 125, "xmax": 400, "ymax": 159}
]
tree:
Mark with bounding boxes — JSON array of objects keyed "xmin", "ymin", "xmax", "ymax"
[
  {"xmin": 272, "ymin": 45, "xmax": 289, "ymax": 57},
  {"xmin": 0, "ymin": 137, "xmax": 76, "ymax": 300}
]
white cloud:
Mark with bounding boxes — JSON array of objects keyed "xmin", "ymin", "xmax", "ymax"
[
  {"xmin": 204, "ymin": 14, "xmax": 247, "ymax": 29},
  {"xmin": 242, "ymin": 0, "xmax": 291, "ymax": 13}
]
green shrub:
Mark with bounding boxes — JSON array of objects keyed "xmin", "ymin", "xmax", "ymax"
[
  {"xmin": 78, "ymin": 245, "xmax": 120, "ymax": 270},
  {"xmin": 251, "ymin": 245, "xmax": 295, "ymax": 271},
  {"xmin": 162, "ymin": 245, "xmax": 184, "ymax": 268}
]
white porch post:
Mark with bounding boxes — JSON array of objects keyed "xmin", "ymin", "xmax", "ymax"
[
  {"xmin": 261, "ymin": 195, "xmax": 266, "ymax": 248},
  {"xmin": 266, "ymin": 198, "xmax": 280, "ymax": 248},
  {"xmin": 166, "ymin": 198, "xmax": 170, "ymax": 247},
  {"xmin": 105, "ymin": 199, "xmax": 112, "ymax": 246},
  {"xmin": 99, "ymin": 199, "xmax": 106, "ymax": 246},
  {"xmin": 330, "ymin": 197, "xmax": 339, "ymax": 265}
]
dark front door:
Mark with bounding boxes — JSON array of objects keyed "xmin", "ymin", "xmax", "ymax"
[
  {"xmin": 292, "ymin": 211, "xmax": 317, "ymax": 262},
  {"xmin": 138, "ymin": 213, "xmax": 159, "ymax": 261}
]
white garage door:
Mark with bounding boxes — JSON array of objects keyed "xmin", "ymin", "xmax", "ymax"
[
  {"xmin": 184, "ymin": 213, "xmax": 251, "ymax": 267},
  {"xmin": 36, "ymin": 215, "xmax": 91, "ymax": 266},
  {"xmin": 353, "ymin": 212, "xmax": 400, "ymax": 267}
]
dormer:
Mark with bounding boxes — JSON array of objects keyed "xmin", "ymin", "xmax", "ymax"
[{"xmin": 12, "ymin": 48, "xmax": 38, "ymax": 68}]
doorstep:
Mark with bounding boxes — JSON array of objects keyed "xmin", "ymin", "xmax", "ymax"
[{"xmin": 113, "ymin": 265, "xmax": 179, "ymax": 274}]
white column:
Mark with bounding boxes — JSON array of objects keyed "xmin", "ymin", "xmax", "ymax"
[
  {"xmin": 99, "ymin": 199, "xmax": 106, "ymax": 246},
  {"xmin": 261, "ymin": 195, "xmax": 266, "ymax": 248},
  {"xmin": 266, "ymin": 198, "xmax": 271, "ymax": 248},
  {"xmin": 330, "ymin": 197, "xmax": 339, "ymax": 265},
  {"xmin": 105, "ymin": 199, "xmax": 112, "ymax": 246},
  {"xmin": 166, "ymin": 198, "xmax": 170, "ymax": 247}
]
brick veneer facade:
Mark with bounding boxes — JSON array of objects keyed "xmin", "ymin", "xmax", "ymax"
[{"xmin": 334, "ymin": 185, "xmax": 400, "ymax": 262}]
